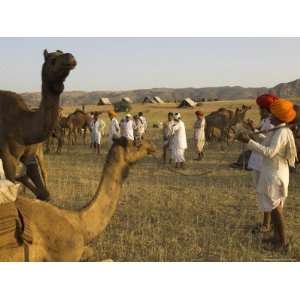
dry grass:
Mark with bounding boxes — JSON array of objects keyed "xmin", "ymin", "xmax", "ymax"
[{"xmin": 42, "ymin": 100, "xmax": 300, "ymax": 261}]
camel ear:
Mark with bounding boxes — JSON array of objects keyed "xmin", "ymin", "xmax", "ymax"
[
  {"xmin": 56, "ymin": 50, "xmax": 63, "ymax": 54},
  {"xmin": 43, "ymin": 49, "xmax": 49, "ymax": 60}
]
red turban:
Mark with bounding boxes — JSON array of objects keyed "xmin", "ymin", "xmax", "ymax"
[
  {"xmin": 195, "ymin": 110, "xmax": 204, "ymax": 116},
  {"xmin": 256, "ymin": 94, "xmax": 278, "ymax": 110},
  {"xmin": 270, "ymin": 99, "xmax": 297, "ymax": 124}
]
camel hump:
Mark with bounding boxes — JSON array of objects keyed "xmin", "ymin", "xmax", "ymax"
[{"xmin": 0, "ymin": 202, "xmax": 33, "ymax": 249}]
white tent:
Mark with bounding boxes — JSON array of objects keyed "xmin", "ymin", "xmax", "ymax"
[
  {"xmin": 177, "ymin": 98, "xmax": 196, "ymax": 108},
  {"xmin": 97, "ymin": 97, "xmax": 112, "ymax": 105},
  {"xmin": 121, "ymin": 97, "xmax": 133, "ymax": 104}
]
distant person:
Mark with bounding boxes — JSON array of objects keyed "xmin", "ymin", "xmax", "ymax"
[
  {"xmin": 91, "ymin": 113, "xmax": 102, "ymax": 155},
  {"xmin": 133, "ymin": 114, "xmax": 144, "ymax": 142},
  {"xmin": 107, "ymin": 111, "xmax": 120, "ymax": 146},
  {"xmin": 138, "ymin": 112, "xmax": 147, "ymax": 138},
  {"xmin": 171, "ymin": 113, "xmax": 187, "ymax": 169},
  {"xmin": 162, "ymin": 112, "xmax": 175, "ymax": 163},
  {"xmin": 99, "ymin": 115, "xmax": 106, "ymax": 136},
  {"xmin": 193, "ymin": 110, "xmax": 206, "ymax": 160},
  {"xmin": 89, "ymin": 112, "xmax": 95, "ymax": 148},
  {"xmin": 248, "ymin": 94, "xmax": 276, "ymax": 233},
  {"xmin": 237, "ymin": 98, "xmax": 297, "ymax": 251},
  {"xmin": 122, "ymin": 114, "xmax": 134, "ymax": 141}
]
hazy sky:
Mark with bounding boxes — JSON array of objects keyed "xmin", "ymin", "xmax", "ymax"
[{"xmin": 1, "ymin": 37, "xmax": 300, "ymax": 92}]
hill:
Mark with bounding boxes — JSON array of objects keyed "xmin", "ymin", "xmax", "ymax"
[{"xmin": 19, "ymin": 78, "xmax": 300, "ymax": 106}]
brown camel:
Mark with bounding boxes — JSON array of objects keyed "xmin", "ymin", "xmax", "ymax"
[
  {"xmin": 205, "ymin": 105, "xmax": 251, "ymax": 142},
  {"xmin": 0, "ymin": 49, "xmax": 76, "ymax": 199},
  {"xmin": 0, "ymin": 138, "xmax": 155, "ymax": 261},
  {"xmin": 66, "ymin": 110, "xmax": 92, "ymax": 145},
  {"xmin": 45, "ymin": 121, "xmax": 65, "ymax": 154}
]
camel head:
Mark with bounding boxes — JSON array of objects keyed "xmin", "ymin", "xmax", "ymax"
[
  {"xmin": 109, "ymin": 137, "xmax": 156, "ymax": 166},
  {"xmin": 241, "ymin": 104, "xmax": 251, "ymax": 112},
  {"xmin": 42, "ymin": 49, "xmax": 77, "ymax": 94}
]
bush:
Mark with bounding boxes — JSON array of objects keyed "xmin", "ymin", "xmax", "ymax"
[{"xmin": 114, "ymin": 101, "xmax": 132, "ymax": 112}]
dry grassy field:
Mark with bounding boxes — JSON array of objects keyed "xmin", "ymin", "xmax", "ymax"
[{"xmin": 43, "ymin": 100, "xmax": 300, "ymax": 261}]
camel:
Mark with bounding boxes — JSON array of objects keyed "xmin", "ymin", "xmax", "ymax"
[
  {"xmin": 45, "ymin": 122, "xmax": 65, "ymax": 154},
  {"xmin": 66, "ymin": 110, "xmax": 92, "ymax": 145},
  {"xmin": 205, "ymin": 105, "xmax": 251, "ymax": 142},
  {"xmin": 0, "ymin": 49, "xmax": 76, "ymax": 199},
  {"xmin": 0, "ymin": 137, "xmax": 155, "ymax": 261}
]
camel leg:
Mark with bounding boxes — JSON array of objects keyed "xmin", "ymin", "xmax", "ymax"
[
  {"xmin": 17, "ymin": 175, "xmax": 40, "ymax": 196},
  {"xmin": 35, "ymin": 147, "xmax": 48, "ymax": 186},
  {"xmin": 0, "ymin": 143, "xmax": 18, "ymax": 182},
  {"xmin": 21, "ymin": 156, "xmax": 50, "ymax": 201}
]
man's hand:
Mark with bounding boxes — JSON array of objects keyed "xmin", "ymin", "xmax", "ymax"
[{"xmin": 237, "ymin": 132, "xmax": 250, "ymax": 143}]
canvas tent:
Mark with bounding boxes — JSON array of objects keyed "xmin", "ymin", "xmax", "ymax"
[
  {"xmin": 143, "ymin": 96, "xmax": 165, "ymax": 104},
  {"xmin": 121, "ymin": 97, "xmax": 133, "ymax": 104},
  {"xmin": 143, "ymin": 96, "xmax": 156, "ymax": 104},
  {"xmin": 153, "ymin": 96, "xmax": 164, "ymax": 104},
  {"xmin": 177, "ymin": 98, "xmax": 196, "ymax": 108},
  {"xmin": 97, "ymin": 97, "xmax": 112, "ymax": 105}
]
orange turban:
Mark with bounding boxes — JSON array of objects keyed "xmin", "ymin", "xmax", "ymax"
[
  {"xmin": 195, "ymin": 110, "xmax": 204, "ymax": 116},
  {"xmin": 256, "ymin": 94, "xmax": 278, "ymax": 110},
  {"xmin": 270, "ymin": 99, "xmax": 297, "ymax": 123},
  {"xmin": 108, "ymin": 111, "xmax": 117, "ymax": 117}
]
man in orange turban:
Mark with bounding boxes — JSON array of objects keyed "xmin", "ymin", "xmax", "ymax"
[
  {"xmin": 238, "ymin": 98, "xmax": 297, "ymax": 251},
  {"xmin": 248, "ymin": 95, "xmax": 277, "ymax": 233}
]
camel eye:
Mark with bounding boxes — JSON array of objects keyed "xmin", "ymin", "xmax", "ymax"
[{"xmin": 50, "ymin": 58, "xmax": 56, "ymax": 66}]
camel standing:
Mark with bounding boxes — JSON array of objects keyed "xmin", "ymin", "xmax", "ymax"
[
  {"xmin": 0, "ymin": 50, "xmax": 76, "ymax": 199},
  {"xmin": 0, "ymin": 138, "xmax": 155, "ymax": 262},
  {"xmin": 66, "ymin": 110, "xmax": 92, "ymax": 145},
  {"xmin": 205, "ymin": 105, "xmax": 251, "ymax": 142}
]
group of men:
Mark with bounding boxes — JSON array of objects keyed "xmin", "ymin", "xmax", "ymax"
[
  {"xmin": 89, "ymin": 111, "xmax": 148, "ymax": 154},
  {"xmin": 162, "ymin": 110, "xmax": 206, "ymax": 168}
]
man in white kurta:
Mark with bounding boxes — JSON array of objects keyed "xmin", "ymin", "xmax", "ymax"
[
  {"xmin": 171, "ymin": 113, "xmax": 187, "ymax": 168},
  {"xmin": 193, "ymin": 111, "xmax": 206, "ymax": 160},
  {"xmin": 162, "ymin": 112, "xmax": 175, "ymax": 163},
  {"xmin": 91, "ymin": 114, "xmax": 102, "ymax": 154},
  {"xmin": 238, "ymin": 98, "xmax": 297, "ymax": 250},
  {"xmin": 122, "ymin": 114, "xmax": 134, "ymax": 141},
  {"xmin": 138, "ymin": 112, "xmax": 147, "ymax": 138},
  {"xmin": 108, "ymin": 111, "xmax": 120, "ymax": 147}
]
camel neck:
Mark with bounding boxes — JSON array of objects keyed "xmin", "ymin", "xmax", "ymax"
[
  {"xmin": 79, "ymin": 151, "xmax": 128, "ymax": 243},
  {"xmin": 20, "ymin": 83, "xmax": 61, "ymax": 145}
]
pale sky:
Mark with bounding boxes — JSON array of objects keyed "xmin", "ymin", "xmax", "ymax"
[{"xmin": 1, "ymin": 37, "xmax": 300, "ymax": 92}]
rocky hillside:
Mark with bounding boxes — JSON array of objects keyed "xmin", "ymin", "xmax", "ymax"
[{"xmin": 20, "ymin": 78, "xmax": 300, "ymax": 106}]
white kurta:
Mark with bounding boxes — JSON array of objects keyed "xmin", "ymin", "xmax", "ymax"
[
  {"xmin": 122, "ymin": 119, "xmax": 134, "ymax": 141},
  {"xmin": 248, "ymin": 117, "xmax": 273, "ymax": 171},
  {"xmin": 194, "ymin": 117, "xmax": 206, "ymax": 153},
  {"xmin": 108, "ymin": 117, "xmax": 120, "ymax": 145},
  {"xmin": 133, "ymin": 118, "xmax": 144, "ymax": 140},
  {"xmin": 91, "ymin": 120, "xmax": 102, "ymax": 144},
  {"xmin": 140, "ymin": 116, "xmax": 147, "ymax": 133},
  {"xmin": 171, "ymin": 120, "xmax": 187, "ymax": 162},
  {"xmin": 247, "ymin": 124, "xmax": 297, "ymax": 212},
  {"xmin": 99, "ymin": 119, "xmax": 106, "ymax": 135}
]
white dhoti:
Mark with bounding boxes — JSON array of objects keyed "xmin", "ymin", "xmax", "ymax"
[
  {"xmin": 172, "ymin": 148, "xmax": 185, "ymax": 163},
  {"xmin": 195, "ymin": 138, "xmax": 205, "ymax": 153},
  {"xmin": 92, "ymin": 131, "xmax": 101, "ymax": 144}
]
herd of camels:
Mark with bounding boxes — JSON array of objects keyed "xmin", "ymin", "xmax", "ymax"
[{"xmin": 0, "ymin": 50, "xmax": 299, "ymax": 262}]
